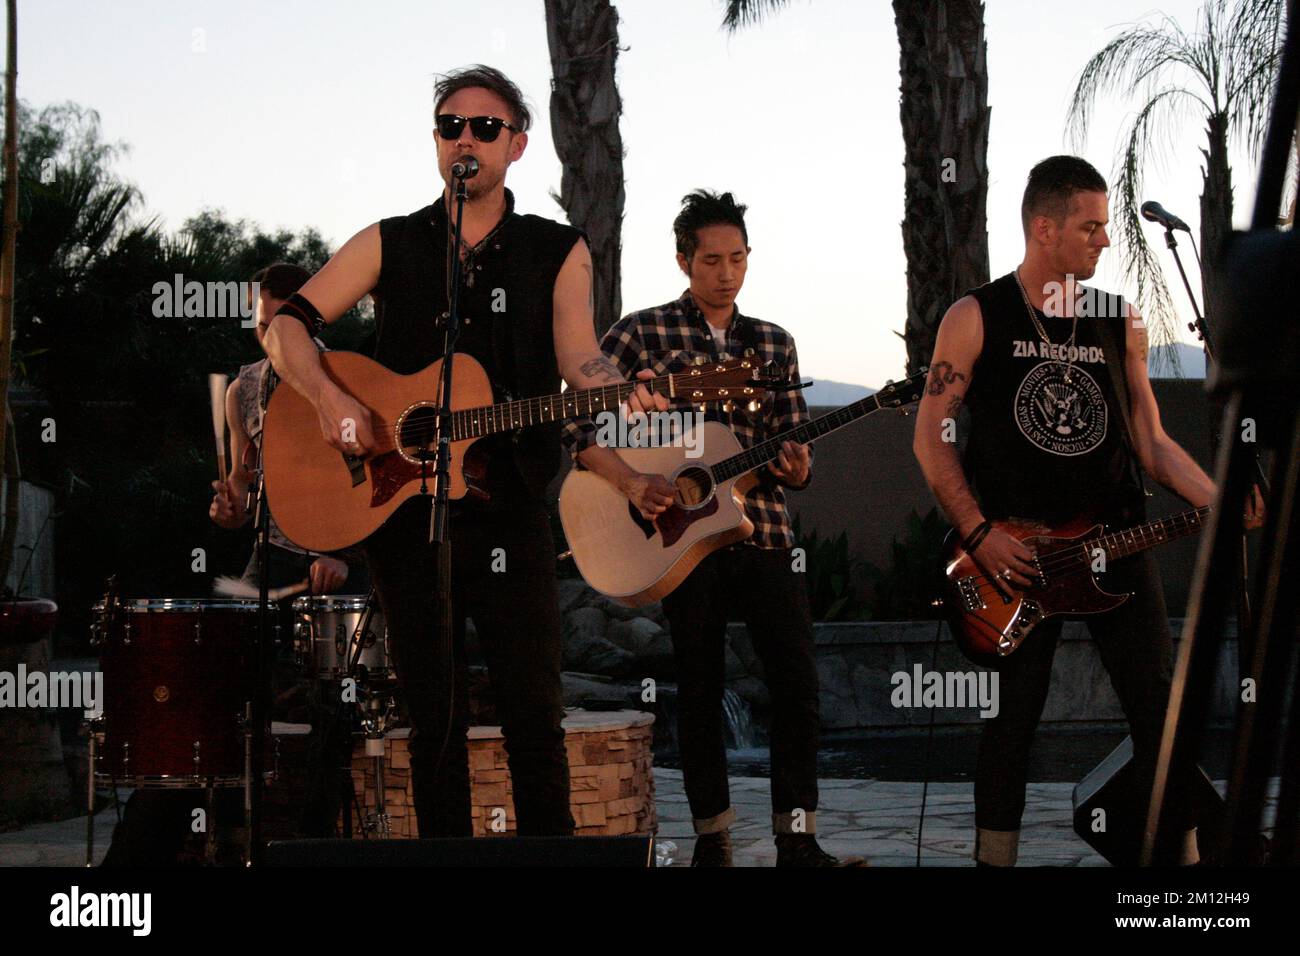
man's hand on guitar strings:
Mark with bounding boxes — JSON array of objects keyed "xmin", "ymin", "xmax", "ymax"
[
  {"xmin": 627, "ymin": 368, "xmax": 671, "ymax": 415},
  {"xmin": 317, "ymin": 382, "xmax": 378, "ymax": 457},
  {"xmin": 619, "ymin": 471, "xmax": 676, "ymax": 521},
  {"xmin": 767, "ymin": 440, "xmax": 811, "ymax": 488},
  {"xmin": 972, "ymin": 527, "xmax": 1038, "ymax": 600}
]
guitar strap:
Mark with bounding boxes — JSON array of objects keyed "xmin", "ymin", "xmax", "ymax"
[{"xmin": 1094, "ymin": 306, "xmax": 1149, "ymax": 502}]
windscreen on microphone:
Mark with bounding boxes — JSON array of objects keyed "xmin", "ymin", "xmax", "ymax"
[{"xmin": 1140, "ymin": 200, "xmax": 1190, "ymax": 232}]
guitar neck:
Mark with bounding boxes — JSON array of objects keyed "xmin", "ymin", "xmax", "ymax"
[
  {"xmin": 711, "ymin": 393, "xmax": 885, "ymax": 482},
  {"xmin": 1083, "ymin": 506, "xmax": 1212, "ymax": 561},
  {"xmin": 451, "ymin": 377, "xmax": 661, "ymax": 440}
]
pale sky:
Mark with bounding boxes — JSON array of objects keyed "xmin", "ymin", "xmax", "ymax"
[{"xmin": 10, "ymin": 0, "xmax": 1274, "ymax": 387}]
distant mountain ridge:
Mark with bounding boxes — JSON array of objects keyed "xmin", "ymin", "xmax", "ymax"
[{"xmin": 803, "ymin": 378, "xmax": 875, "ymax": 407}]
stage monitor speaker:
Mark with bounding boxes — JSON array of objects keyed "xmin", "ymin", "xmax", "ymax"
[
  {"xmin": 264, "ymin": 835, "xmax": 655, "ymax": 867},
  {"xmin": 1072, "ymin": 736, "xmax": 1224, "ymax": 866}
]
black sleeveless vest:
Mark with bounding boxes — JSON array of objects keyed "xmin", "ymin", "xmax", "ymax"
[
  {"xmin": 373, "ymin": 190, "xmax": 583, "ymax": 500},
  {"xmin": 963, "ymin": 272, "xmax": 1143, "ymax": 525}
]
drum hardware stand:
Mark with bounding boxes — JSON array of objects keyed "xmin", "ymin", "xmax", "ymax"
[
  {"xmin": 361, "ymin": 693, "xmax": 394, "ymax": 837},
  {"xmin": 245, "ymin": 412, "xmax": 276, "ymax": 865}
]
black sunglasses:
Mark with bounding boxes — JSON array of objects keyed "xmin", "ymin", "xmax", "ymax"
[{"xmin": 435, "ymin": 113, "xmax": 519, "ymax": 143}]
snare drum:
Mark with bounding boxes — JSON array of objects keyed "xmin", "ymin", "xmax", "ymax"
[
  {"xmin": 94, "ymin": 598, "xmax": 257, "ymax": 787},
  {"xmin": 292, "ymin": 594, "xmax": 389, "ymax": 680}
]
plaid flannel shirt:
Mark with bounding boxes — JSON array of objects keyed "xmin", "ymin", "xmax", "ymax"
[{"xmin": 562, "ymin": 289, "xmax": 811, "ymax": 549}]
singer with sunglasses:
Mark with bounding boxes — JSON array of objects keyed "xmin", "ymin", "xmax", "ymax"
[{"xmin": 262, "ymin": 64, "xmax": 661, "ymax": 838}]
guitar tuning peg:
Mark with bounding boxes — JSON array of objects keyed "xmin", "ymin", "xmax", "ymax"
[
  {"xmin": 744, "ymin": 347, "xmax": 756, "ymax": 357},
  {"xmin": 698, "ymin": 403, "xmax": 707, "ymax": 414},
  {"xmin": 693, "ymin": 354, "xmax": 708, "ymax": 366},
  {"xmin": 747, "ymin": 399, "xmax": 761, "ymax": 414},
  {"xmin": 721, "ymin": 400, "xmax": 735, "ymax": 414}
]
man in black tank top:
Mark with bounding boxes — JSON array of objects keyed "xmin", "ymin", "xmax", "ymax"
[
  {"xmin": 261, "ymin": 66, "xmax": 663, "ymax": 838},
  {"xmin": 913, "ymin": 156, "xmax": 1263, "ymax": 866}
]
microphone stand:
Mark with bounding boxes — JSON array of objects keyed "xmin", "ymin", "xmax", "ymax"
[
  {"xmin": 246, "ymin": 384, "xmax": 275, "ymax": 866},
  {"xmin": 426, "ymin": 169, "xmax": 472, "ymax": 788},
  {"xmin": 1159, "ymin": 224, "xmax": 1268, "ymax": 676}
]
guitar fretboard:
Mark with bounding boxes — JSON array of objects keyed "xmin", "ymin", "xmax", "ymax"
[
  {"xmin": 1047, "ymin": 506, "xmax": 1211, "ymax": 573},
  {"xmin": 711, "ymin": 394, "xmax": 886, "ymax": 482},
  {"xmin": 448, "ymin": 382, "xmax": 640, "ymax": 441}
]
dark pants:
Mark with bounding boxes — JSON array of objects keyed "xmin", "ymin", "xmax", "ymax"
[
  {"xmin": 362, "ymin": 496, "xmax": 573, "ymax": 838},
  {"xmin": 975, "ymin": 551, "xmax": 1196, "ymax": 851},
  {"xmin": 661, "ymin": 544, "xmax": 820, "ymax": 832}
]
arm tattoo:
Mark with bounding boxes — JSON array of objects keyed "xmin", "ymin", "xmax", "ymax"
[
  {"xmin": 944, "ymin": 394, "xmax": 963, "ymax": 420},
  {"xmin": 579, "ymin": 356, "xmax": 625, "ymax": 383},
  {"xmin": 927, "ymin": 360, "xmax": 967, "ymax": 396},
  {"xmin": 1134, "ymin": 324, "xmax": 1149, "ymax": 364}
]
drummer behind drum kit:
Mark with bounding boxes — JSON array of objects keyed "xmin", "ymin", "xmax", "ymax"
[{"xmin": 84, "ymin": 580, "xmax": 404, "ymax": 864}]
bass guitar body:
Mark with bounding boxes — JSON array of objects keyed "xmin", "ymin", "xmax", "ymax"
[{"xmin": 942, "ymin": 514, "xmax": 1132, "ymax": 666}]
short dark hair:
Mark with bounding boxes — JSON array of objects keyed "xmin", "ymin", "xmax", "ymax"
[
  {"xmin": 250, "ymin": 262, "xmax": 311, "ymax": 300},
  {"xmin": 673, "ymin": 189, "xmax": 749, "ymax": 259},
  {"xmin": 433, "ymin": 64, "xmax": 532, "ymax": 132},
  {"xmin": 1021, "ymin": 156, "xmax": 1108, "ymax": 236}
]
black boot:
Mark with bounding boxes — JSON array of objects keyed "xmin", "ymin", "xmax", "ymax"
[
  {"xmin": 775, "ymin": 833, "xmax": 867, "ymax": 867},
  {"xmin": 691, "ymin": 830, "xmax": 734, "ymax": 867}
]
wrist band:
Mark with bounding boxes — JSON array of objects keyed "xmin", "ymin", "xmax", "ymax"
[
  {"xmin": 275, "ymin": 292, "xmax": 326, "ymax": 337},
  {"xmin": 962, "ymin": 520, "xmax": 992, "ymax": 556}
]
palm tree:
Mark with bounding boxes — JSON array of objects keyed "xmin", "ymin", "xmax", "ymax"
[
  {"xmin": 1067, "ymin": 0, "xmax": 1287, "ymax": 373},
  {"xmin": 544, "ymin": 0, "xmax": 626, "ymax": 336},
  {"xmin": 721, "ymin": 0, "xmax": 992, "ymax": 374}
]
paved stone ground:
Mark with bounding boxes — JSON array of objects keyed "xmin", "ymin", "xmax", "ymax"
[
  {"xmin": 0, "ymin": 770, "xmax": 1273, "ymax": 868},
  {"xmin": 651, "ymin": 769, "xmax": 1107, "ymax": 867}
]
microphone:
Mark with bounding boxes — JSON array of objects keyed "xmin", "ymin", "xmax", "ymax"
[
  {"xmin": 451, "ymin": 156, "xmax": 479, "ymax": 180},
  {"xmin": 1140, "ymin": 200, "xmax": 1191, "ymax": 232}
]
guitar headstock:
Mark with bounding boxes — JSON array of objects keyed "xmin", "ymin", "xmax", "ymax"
[
  {"xmin": 876, "ymin": 368, "xmax": 929, "ymax": 411},
  {"xmin": 670, "ymin": 356, "xmax": 770, "ymax": 402}
]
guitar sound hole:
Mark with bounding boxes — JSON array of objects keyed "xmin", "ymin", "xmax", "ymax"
[
  {"xmin": 398, "ymin": 405, "xmax": 439, "ymax": 462},
  {"xmin": 673, "ymin": 467, "xmax": 713, "ymax": 509}
]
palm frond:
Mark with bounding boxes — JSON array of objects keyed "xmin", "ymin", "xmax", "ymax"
[
  {"xmin": 1066, "ymin": 20, "xmax": 1207, "ymax": 149},
  {"xmin": 1110, "ymin": 88, "xmax": 1204, "ymax": 374},
  {"xmin": 720, "ymin": 0, "xmax": 792, "ymax": 33}
]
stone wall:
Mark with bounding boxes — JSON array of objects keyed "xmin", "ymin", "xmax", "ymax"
[{"xmin": 346, "ymin": 710, "xmax": 656, "ymax": 838}]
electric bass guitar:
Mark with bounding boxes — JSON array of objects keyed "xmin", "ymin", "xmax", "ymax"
[
  {"xmin": 558, "ymin": 371, "xmax": 928, "ymax": 606},
  {"xmin": 941, "ymin": 506, "xmax": 1211, "ymax": 664},
  {"xmin": 262, "ymin": 351, "xmax": 769, "ymax": 552}
]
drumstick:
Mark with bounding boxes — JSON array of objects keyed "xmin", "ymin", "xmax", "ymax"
[
  {"xmin": 212, "ymin": 576, "xmax": 311, "ymax": 601},
  {"xmin": 209, "ymin": 373, "xmax": 229, "ymax": 482}
]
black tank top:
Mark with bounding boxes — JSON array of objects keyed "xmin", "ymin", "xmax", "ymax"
[
  {"xmin": 373, "ymin": 190, "xmax": 582, "ymax": 501},
  {"xmin": 963, "ymin": 271, "xmax": 1143, "ymax": 524}
]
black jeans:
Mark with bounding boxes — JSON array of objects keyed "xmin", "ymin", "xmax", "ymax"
[
  {"xmin": 975, "ymin": 551, "xmax": 1196, "ymax": 847},
  {"xmin": 661, "ymin": 544, "xmax": 820, "ymax": 831},
  {"xmin": 362, "ymin": 496, "xmax": 573, "ymax": 838}
]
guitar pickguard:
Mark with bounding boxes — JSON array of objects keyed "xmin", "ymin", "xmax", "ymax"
[
  {"xmin": 626, "ymin": 497, "xmax": 719, "ymax": 548},
  {"xmin": 368, "ymin": 452, "xmax": 428, "ymax": 508}
]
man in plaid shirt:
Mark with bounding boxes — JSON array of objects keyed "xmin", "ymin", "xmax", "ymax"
[{"xmin": 563, "ymin": 190, "xmax": 863, "ymax": 867}]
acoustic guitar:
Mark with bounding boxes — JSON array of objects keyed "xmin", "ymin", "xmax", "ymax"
[
  {"xmin": 558, "ymin": 372, "xmax": 927, "ymax": 606},
  {"xmin": 263, "ymin": 351, "xmax": 767, "ymax": 551}
]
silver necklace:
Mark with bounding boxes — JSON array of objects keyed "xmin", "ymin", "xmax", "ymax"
[{"xmin": 1015, "ymin": 268, "xmax": 1079, "ymax": 383}]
